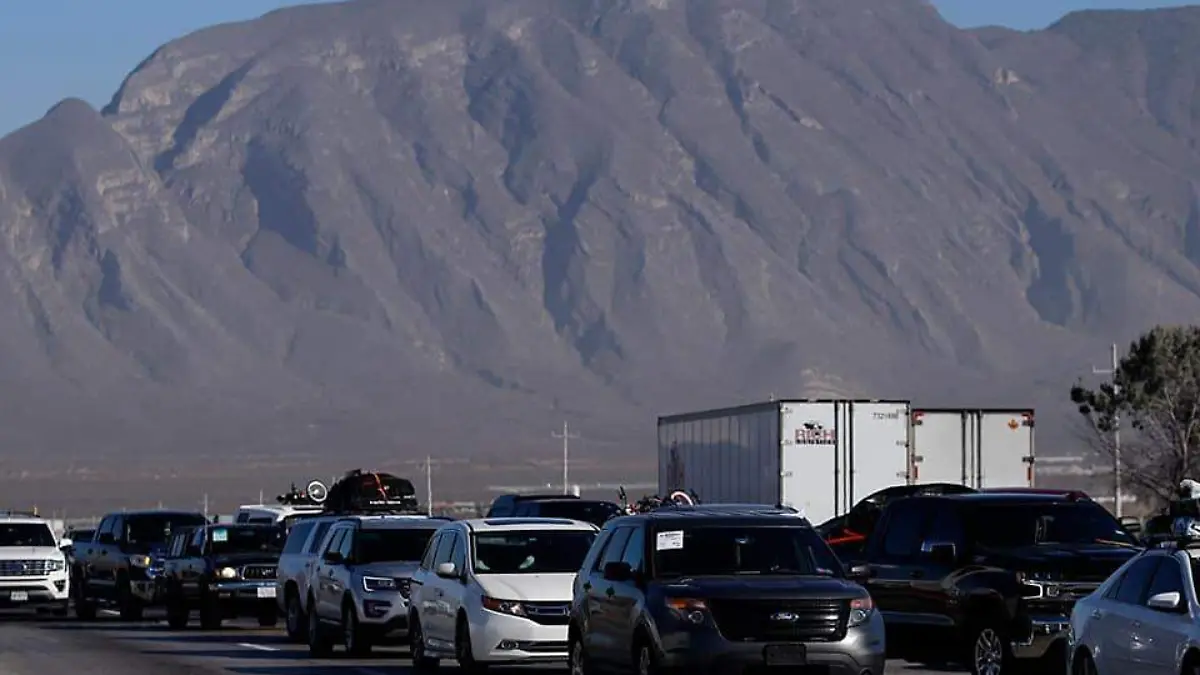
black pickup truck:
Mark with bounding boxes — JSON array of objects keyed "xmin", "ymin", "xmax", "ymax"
[
  {"xmin": 159, "ymin": 523, "xmax": 283, "ymax": 629},
  {"xmin": 851, "ymin": 491, "xmax": 1140, "ymax": 675},
  {"xmin": 72, "ymin": 509, "xmax": 208, "ymax": 620}
]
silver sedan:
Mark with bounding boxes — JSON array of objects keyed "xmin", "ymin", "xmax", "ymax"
[{"xmin": 1068, "ymin": 545, "xmax": 1200, "ymax": 674}]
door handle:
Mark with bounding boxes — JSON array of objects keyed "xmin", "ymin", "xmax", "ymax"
[{"xmin": 1091, "ymin": 610, "xmax": 1103, "ymax": 620}]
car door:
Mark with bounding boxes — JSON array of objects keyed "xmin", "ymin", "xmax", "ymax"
[
  {"xmin": 608, "ymin": 524, "xmax": 646, "ymax": 670},
  {"xmin": 424, "ymin": 531, "xmax": 458, "ymax": 645},
  {"xmin": 910, "ymin": 501, "xmax": 967, "ymax": 641},
  {"xmin": 1095, "ymin": 555, "xmax": 1162, "ymax": 672},
  {"xmin": 313, "ymin": 527, "xmax": 347, "ymax": 620},
  {"xmin": 588, "ymin": 525, "xmax": 632, "ymax": 665},
  {"xmin": 441, "ymin": 532, "xmax": 470, "ymax": 632},
  {"xmin": 81, "ymin": 516, "xmax": 113, "ymax": 593},
  {"xmin": 180, "ymin": 528, "xmax": 206, "ymax": 598},
  {"xmin": 1130, "ymin": 555, "xmax": 1191, "ymax": 674},
  {"xmin": 864, "ymin": 499, "xmax": 928, "ymax": 641},
  {"xmin": 412, "ymin": 531, "xmax": 442, "ymax": 625},
  {"xmin": 299, "ymin": 519, "xmax": 335, "ymax": 605},
  {"xmin": 95, "ymin": 515, "xmax": 124, "ymax": 596}
]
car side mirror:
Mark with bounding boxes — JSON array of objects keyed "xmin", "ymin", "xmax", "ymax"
[
  {"xmin": 920, "ymin": 541, "xmax": 957, "ymax": 564},
  {"xmin": 436, "ymin": 562, "xmax": 459, "ymax": 579},
  {"xmin": 1147, "ymin": 591, "xmax": 1185, "ymax": 612},
  {"xmin": 847, "ymin": 564, "xmax": 870, "ymax": 581},
  {"xmin": 323, "ymin": 551, "xmax": 344, "ymax": 565},
  {"xmin": 603, "ymin": 561, "xmax": 633, "ymax": 582},
  {"xmin": 58, "ymin": 538, "xmax": 73, "ymax": 550}
]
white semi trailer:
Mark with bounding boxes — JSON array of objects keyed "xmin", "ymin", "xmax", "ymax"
[
  {"xmin": 910, "ymin": 408, "xmax": 1036, "ymax": 489},
  {"xmin": 656, "ymin": 399, "xmax": 911, "ymax": 527}
]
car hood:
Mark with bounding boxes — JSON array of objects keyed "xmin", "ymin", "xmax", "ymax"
[
  {"xmin": 357, "ymin": 561, "xmax": 419, "ymax": 578},
  {"xmin": 656, "ymin": 575, "xmax": 865, "ymax": 600},
  {"xmin": 0, "ymin": 546, "xmax": 63, "ymax": 560},
  {"xmin": 980, "ymin": 543, "xmax": 1140, "ymax": 581},
  {"xmin": 475, "ymin": 573, "xmax": 576, "ymax": 602}
]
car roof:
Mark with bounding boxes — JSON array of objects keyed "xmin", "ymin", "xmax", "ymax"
[
  {"xmin": 115, "ymin": 510, "xmax": 208, "ymax": 519},
  {"xmin": 612, "ymin": 504, "xmax": 811, "ymax": 523},
  {"xmin": 459, "ymin": 517, "xmax": 598, "ymax": 532},
  {"xmin": 920, "ymin": 492, "xmax": 1092, "ymax": 504},
  {"xmin": 496, "ymin": 493, "xmax": 580, "ymax": 502},
  {"xmin": 339, "ymin": 515, "xmax": 449, "ymax": 530},
  {"xmin": 0, "ymin": 516, "xmax": 49, "ymax": 525}
]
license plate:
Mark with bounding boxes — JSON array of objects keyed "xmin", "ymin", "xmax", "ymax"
[
  {"xmin": 256, "ymin": 586, "xmax": 276, "ymax": 599},
  {"xmin": 763, "ymin": 644, "xmax": 807, "ymax": 666},
  {"xmin": 9, "ymin": 591, "xmax": 28, "ymax": 603}
]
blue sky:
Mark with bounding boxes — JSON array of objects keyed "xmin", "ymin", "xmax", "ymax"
[{"xmin": 0, "ymin": 0, "xmax": 1193, "ymax": 137}]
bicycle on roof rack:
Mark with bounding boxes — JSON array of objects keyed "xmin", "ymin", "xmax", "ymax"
[{"xmin": 617, "ymin": 486, "xmax": 699, "ymax": 514}]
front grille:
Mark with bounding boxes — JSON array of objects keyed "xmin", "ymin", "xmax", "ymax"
[
  {"xmin": 396, "ymin": 578, "xmax": 412, "ymax": 598},
  {"xmin": 709, "ymin": 598, "xmax": 848, "ymax": 642},
  {"xmin": 0, "ymin": 560, "xmax": 51, "ymax": 577},
  {"xmin": 240, "ymin": 564, "xmax": 276, "ymax": 580},
  {"xmin": 522, "ymin": 601, "xmax": 571, "ymax": 625}
]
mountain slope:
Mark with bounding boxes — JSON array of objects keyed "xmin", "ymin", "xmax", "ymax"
[{"xmin": 3, "ymin": 0, "xmax": 1200, "ymax": 505}]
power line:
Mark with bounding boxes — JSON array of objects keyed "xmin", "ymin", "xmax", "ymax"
[
  {"xmin": 1092, "ymin": 343, "xmax": 1122, "ymax": 518},
  {"xmin": 552, "ymin": 421, "xmax": 580, "ymax": 494}
]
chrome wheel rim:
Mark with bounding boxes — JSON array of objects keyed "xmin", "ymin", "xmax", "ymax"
[
  {"xmin": 343, "ymin": 609, "xmax": 354, "ymax": 650},
  {"xmin": 569, "ymin": 640, "xmax": 584, "ymax": 675},
  {"xmin": 974, "ymin": 628, "xmax": 1003, "ymax": 675},
  {"xmin": 638, "ymin": 645, "xmax": 651, "ymax": 675}
]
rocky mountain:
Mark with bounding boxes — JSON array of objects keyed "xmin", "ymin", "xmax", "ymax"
[{"xmin": 3, "ymin": 0, "xmax": 1200, "ymax": 506}]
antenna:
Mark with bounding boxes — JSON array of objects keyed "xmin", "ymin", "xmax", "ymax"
[
  {"xmin": 425, "ymin": 455, "xmax": 434, "ymax": 517},
  {"xmin": 552, "ymin": 421, "xmax": 580, "ymax": 494},
  {"xmin": 1091, "ymin": 343, "xmax": 1122, "ymax": 518}
]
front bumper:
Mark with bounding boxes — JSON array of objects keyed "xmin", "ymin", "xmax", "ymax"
[
  {"xmin": 657, "ymin": 612, "xmax": 887, "ymax": 675},
  {"xmin": 211, "ymin": 580, "xmax": 279, "ymax": 616},
  {"xmin": 471, "ymin": 608, "xmax": 570, "ymax": 663},
  {"xmin": 1011, "ymin": 614, "xmax": 1070, "ymax": 660},
  {"xmin": 357, "ymin": 591, "xmax": 411, "ymax": 643},
  {"xmin": 0, "ymin": 576, "xmax": 69, "ymax": 611}
]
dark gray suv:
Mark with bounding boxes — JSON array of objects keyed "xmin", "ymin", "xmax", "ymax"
[{"xmin": 567, "ymin": 505, "xmax": 886, "ymax": 674}]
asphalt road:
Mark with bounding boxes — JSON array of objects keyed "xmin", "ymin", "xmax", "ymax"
[{"xmin": 0, "ymin": 608, "xmax": 964, "ymax": 675}]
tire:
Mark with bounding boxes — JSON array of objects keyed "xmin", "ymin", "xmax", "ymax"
[
  {"xmin": 967, "ymin": 623, "xmax": 1011, "ymax": 675},
  {"xmin": 307, "ymin": 595, "xmax": 333, "ymax": 657},
  {"xmin": 568, "ymin": 630, "xmax": 589, "ymax": 675},
  {"xmin": 455, "ymin": 614, "xmax": 487, "ymax": 673},
  {"xmin": 342, "ymin": 601, "xmax": 371, "ymax": 657},
  {"xmin": 72, "ymin": 578, "xmax": 96, "ymax": 621},
  {"xmin": 634, "ymin": 636, "xmax": 659, "ymax": 675},
  {"xmin": 410, "ymin": 615, "xmax": 440, "ymax": 670},
  {"xmin": 166, "ymin": 591, "xmax": 188, "ymax": 630},
  {"xmin": 116, "ymin": 577, "xmax": 144, "ymax": 621},
  {"xmin": 285, "ymin": 589, "xmax": 308, "ymax": 642},
  {"xmin": 1072, "ymin": 650, "xmax": 1097, "ymax": 675},
  {"xmin": 198, "ymin": 591, "xmax": 222, "ymax": 630}
]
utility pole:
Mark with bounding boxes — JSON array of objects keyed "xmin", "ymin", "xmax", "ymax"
[
  {"xmin": 203, "ymin": 493, "xmax": 210, "ymax": 522},
  {"xmin": 553, "ymin": 421, "xmax": 580, "ymax": 494},
  {"xmin": 1092, "ymin": 343, "xmax": 1122, "ymax": 518},
  {"xmin": 259, "ymin": 488, "xmax": 264, "ymax": 505}
]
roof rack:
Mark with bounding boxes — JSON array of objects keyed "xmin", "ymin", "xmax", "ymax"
[
  {"xmin": 0, "ymin": 510, "xmax": 40, "ymax": 518},
  {"xmin": 618, "ymin": 488, "xmax": 700, "ymax": 514},
  {"xmin": 276, "ymin": 480, "xmax": 329, "ymax": 507}
]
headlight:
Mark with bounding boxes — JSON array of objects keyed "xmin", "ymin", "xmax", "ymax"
[
  {"xmin": 481, "ymin": 596, "xmax": 526, "ymax": 617},
  {"xmin": 46, "ymin": 559, "xmax": 65, "ymax": 572},
  {"xmin": 362, "ymin": 576, "xmax": 398, "ymax": 592},
  {"xmin": 848, "ymin": 594, "xmax": 875, "ymax": 627},
  {"xmin": 1016, "ymin": 571, "xmax": 1058, "ymax": 599},
  {"xmin": 218, "ymin": 567, "xmax": 238, "ymax": 579},
  {"xmin": 665, "ymin": 597, "xmax": 707, "ymax": 624},
  {"xmin": 129, "ymin": 555, "xmax": 153, "ymax": 568}
]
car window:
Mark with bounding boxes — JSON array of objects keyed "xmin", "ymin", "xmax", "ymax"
[
  {"xmin": 305, "ymin": 521, "xmax": 333, "ymax": 554},
  {"xmin": 449, "ymin": 532, "xmax": 466, "ymax": 570},
  {"xmin": 186, "ymin": 528, "xmax": 204, "ymax": 556},
  {"xmin": 236, "ymin": 512, "xmax": 251, "ymax": 523},
  {"xmin": 420, "ymin": 532, "xmax": 442, "ymax": 570},
  {"xmin": 283, "ymin": 521, "xmax": 316, "ymax": 555},
  {"xmin": 336, "ymin": 528, "xmax": 354, "ymax": 558},
  {"xmin": 1144, "ymin": 557, "xmax": 1185, "ymax": 603},
  {"xmin": 652, "ymin": 524, "xmax": 843, "ymax": 579},
  {"xmin": 323, "ymin": 529, "xmax": 346, "ymax": 556},
  {"xmin": 0, "ymin": 523, "xmax": 55, "ymax": 547},
  {"xmin": 472, "ymin": 529, "xmax": 597, "ymax": 574},
  {"xmin": 598, "ymin": 527, "xmax": 632, "ymax": 570},
  {"xmin": 924, "ymin": 507, "xmax": 966, "ymax": 547},
  {"xmin": 970, "ymin": 501, "xmax": 1136, "ymax": 548},
  {"xmin": 621, "ymin": 526, "xmax": 646, "ymax": 573},
  {"xmin": 1112, "ymin": 556, "xmax": 1162, "ymax": 604},
  {"xmin": 881, "ymin": 501, "xmax": 926, "ymax": 558},
  {"xmin": 431, "ymin": 532, "xmax": 456, "ymax": 566}
]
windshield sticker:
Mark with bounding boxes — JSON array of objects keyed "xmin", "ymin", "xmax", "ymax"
[
  {"xmin": 656, "ymin": 530, "xmax": 684, "ymax": 551},
  {"xmin": 212, "ymin": 528, "xmax": 228, "ymax": 542}
]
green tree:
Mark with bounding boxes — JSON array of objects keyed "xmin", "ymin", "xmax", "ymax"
[{"xmin": 1070, "ymin": 325, "xmax": 1200, "ymax": 505}]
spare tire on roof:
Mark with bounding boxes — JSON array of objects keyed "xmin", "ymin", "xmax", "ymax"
[{"xmin": 323, "ymin": 469, "xmax": 419, "ymax": 513}]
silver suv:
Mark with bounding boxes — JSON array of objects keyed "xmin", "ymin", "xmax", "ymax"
[
  {"xmin": 275, "ymin": 515, "xmax": 341, "ymax": 642},
  {"xmin": 306, "ymin": 515, "xmax": 446, "ymax": 656}
]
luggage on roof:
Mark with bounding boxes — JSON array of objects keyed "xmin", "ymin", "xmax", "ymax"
[{"xmin": 323, "ymin": 469, "xmax": 419, "ymax": 514}]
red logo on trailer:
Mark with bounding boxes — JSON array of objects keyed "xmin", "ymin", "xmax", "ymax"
[{"xmin": 795, "ymin": 421, "xmax": 835, "ymax": 445}]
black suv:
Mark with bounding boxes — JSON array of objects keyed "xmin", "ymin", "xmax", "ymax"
[
  {"xmin": 567, "ymin": 505, "xmax": 886, "ymax": 675},
  {"xmin": 486, "ymin": 493, "xmax": 621, "ymax": 527},
  {"xmin": 858, "ymin": 491, "xmax": 1140, "ymax": 674}
]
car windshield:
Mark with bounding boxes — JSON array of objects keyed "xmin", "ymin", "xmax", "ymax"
[
  {"xmin": 535, "ymin": 501, "xmax": 621, "ymax": 526},
  {"xmin": 472, "ymin": 530, "xmax": 597, "ymax": 574},
  {"xmin": 970, "ymin": 502, "xmax": 1138, "ymax": 548},
  {"xmin": 68, "ymin": 529, "xmax": 94, "ymax": 542},
  {"xmin": 209, "ymin": 526, "xmax": 282, "ymax": 555},
  {"xmin": 357, "ymin": 528, "xmax": 438, "ymax": 563},
  {"xmin": 126, "ymin": 514, "xmax": 208, "ymax": 547},
  {"xmin": 282, "ymin": 513, "xmax": 323, "ymax": 532},
  {"xmin": 0, "ymin": 523, "xmax": 55, "ymax": 547},
  {"xmin": 653, "ymin": 525, "xmax": 844, "ymax": 579}
]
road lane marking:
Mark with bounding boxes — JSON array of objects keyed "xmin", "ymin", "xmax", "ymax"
[
  {"xmin": 99, "ymin": 609, "xmax": 120, "ymax": 616},
  {"xmin": 238, "ymin": 642, "xmax": 279, "ymax": 652}
]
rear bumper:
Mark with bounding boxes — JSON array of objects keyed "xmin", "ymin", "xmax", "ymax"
[{"xmin": 212, "ymin": 580, "xmax": 278, "ymax": 615}]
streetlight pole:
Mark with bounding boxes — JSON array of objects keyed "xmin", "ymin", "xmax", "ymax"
[
  {"xmin": 553, "ymin": 421, "xmax": 580, "ymax": 494},
  {"xmin": 1092, "ymin": 343, "xmax": 1122, "ymax": 518}
]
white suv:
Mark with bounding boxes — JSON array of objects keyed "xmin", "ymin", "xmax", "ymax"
[
  {"xmin": 0, "ymin": 512, "xmax": 70, "ymax": 615},
  {"xmin": 408, "ymin": 517, "xmax": 599, "ymax": 671}
]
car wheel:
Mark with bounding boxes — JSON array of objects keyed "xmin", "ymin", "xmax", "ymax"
[
  {"xmin": 342, "ymin": 602, "xmax": 371, "ymax": 656},
  {"xmin": 307, "ymin": 596, "xmax": 333, "ymax": 657},
  {"xmin": 635, "ymin": 639, "xmax": 658, "ymax": 675},
  {"xmin": 117, "ymin": 578, "xmax": 144, "ymax": 621},
  {"xmin": 969, "ymin": 624, "xmax": 1009, "ymax": 675},
  {"xmin": 72, "ymin": 578, "xmax": 96, "ymax": 621},
  {"xmin": 198, "ymin": 591, "xmax": 222, "ymax": 630},
  {"xmin": 286, "ymin": 589, "xmax": 307, "ymax": 641},
  {"xmin": 166, "ymin": 591, "xmax": 188, "ymax": 630},
  {"xmin": 455, "ymin": 615, "xmax": 487, "ymax": 673},
  {"xmin": 568, "ymin": 632, "xmax": 589, "ymax": 675},
  {"xmin": 1073, "ymin": 650, "xmax": 1098, "ymax": 675},
  {"xmin": 410, "ymin": 615, "xmax": 440, "ymax": 670}
]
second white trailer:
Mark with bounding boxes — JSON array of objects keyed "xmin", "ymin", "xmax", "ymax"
[
  {"xmin": 910, "ymin": 408, "xmax": 1036, "ymax": 489},
  {"xmin": 657, "ymin": 400, "xmax": 911, "ymax": 526}
]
